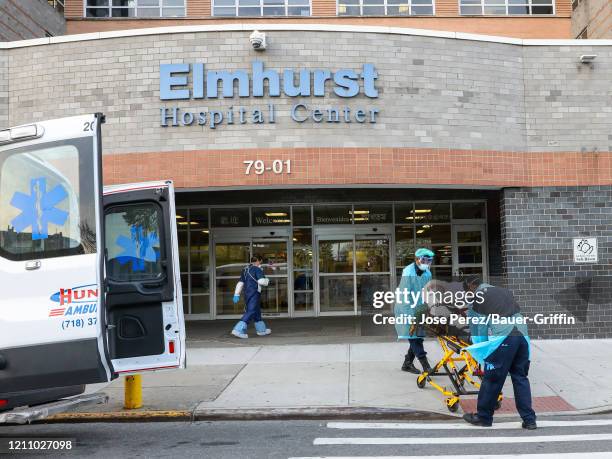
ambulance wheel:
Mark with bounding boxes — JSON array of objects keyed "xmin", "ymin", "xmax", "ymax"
[
  {"xmin": 417, "ymin": 375, "xmax": 427, "ymax": 389},
  {"xmin": 446, "ymin": 398, "xmax": 460, "ymax": 413}
]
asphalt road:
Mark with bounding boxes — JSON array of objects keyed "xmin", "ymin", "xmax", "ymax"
[{"xmin": 2, "ymin": 415, "xmax": 612, "ymax": 458}]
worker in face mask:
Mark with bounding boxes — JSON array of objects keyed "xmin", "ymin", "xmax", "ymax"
[
  {"xmin": 231, "ymin": 254, "xmax": 271, "ymax": 339},
  {"xmin": 396, "ymin": 248, "xmax": 434, "ymax": 374},
  {"xmin": 462, "ymin": 276, "xmax": 536, "ymax": 429}
]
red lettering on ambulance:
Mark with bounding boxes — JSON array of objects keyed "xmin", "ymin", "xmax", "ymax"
[{"xmin": 60, "ymin": 288, "xmax": 72, "ymax": 306}]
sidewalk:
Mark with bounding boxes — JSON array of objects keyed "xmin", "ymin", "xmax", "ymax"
[{"xmin": 68, "ymin": 318, "xmax": 612, "ymax": 420}]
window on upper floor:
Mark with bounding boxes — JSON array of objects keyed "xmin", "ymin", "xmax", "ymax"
[
  {"xmin": 459, "ymin": 0, "xmax": 554, "ymax": 15},
  {"xmin": 212, "ymin": 0, "xmax": 311, "ymax": 16},
  {"xmin": 337, "ymin": 0, "xmax": 434, "ymax": 16},
  {"xmin": 85, "ymin": 0, "xmax": 186, "ymax": 18}
]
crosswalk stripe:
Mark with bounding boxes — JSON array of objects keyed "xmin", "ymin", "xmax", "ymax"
[
  {"xmin": 289, "ymin": 454, "xmax": 612, "ymax": 459},
  {"xmin": 313, "ymin": 433, "xmax": 612, "ymax": 445},
  {"xmin": 327, "ymin": 419, "xmax": 612, "ymax": 430}
]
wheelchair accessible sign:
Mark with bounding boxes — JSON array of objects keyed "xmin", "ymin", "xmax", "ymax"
[{"xmin": 573, "ymin": 237, "xmax": 598, "ymax": 263}]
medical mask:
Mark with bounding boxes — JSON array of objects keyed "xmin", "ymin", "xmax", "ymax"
[{"xmin": 419, "ymin": 263, "xmax": 431, "ymax": 272}]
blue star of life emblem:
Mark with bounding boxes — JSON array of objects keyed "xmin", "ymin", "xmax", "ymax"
[
  {"xmin": 10, "ymin": 177, "xmax": 69, "ymax": 240},
  {"xmin": 116, "ymin": 225, "xmax": 160, "ymax": 272}
]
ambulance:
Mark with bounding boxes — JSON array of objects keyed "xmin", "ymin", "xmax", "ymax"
[{"xmin": 0, "ymin": 114, "xmax": 186, "ymax": 423}]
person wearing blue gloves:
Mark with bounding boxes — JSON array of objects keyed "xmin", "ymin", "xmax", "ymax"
[
  {"xmin": 230, "ymin": 254, "xmax": 272, "ymax": 339},
  {"xmin": 397, "ymin": 248, "xmax": 435, "ymax": 374},
  {"xmin": 462, "ymin": 276, "xmax": 537, "ymax": 429}
]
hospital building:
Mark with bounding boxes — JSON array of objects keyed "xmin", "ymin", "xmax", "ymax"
[{"xmin": 0, "ymin": 0, "xmax": 611, "ymax": 338}]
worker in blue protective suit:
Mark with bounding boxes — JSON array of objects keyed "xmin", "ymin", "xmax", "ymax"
[
  {"xmin": 462, "ymin": 276, "xmax": 537, "ymax": 429},
  {"xmin": 396, "ymin": 248, "xmax": 435, "ymax": 374},
  {"xmin": 230, "ymin": 255, "xmax": 272, "ymax": 339}
]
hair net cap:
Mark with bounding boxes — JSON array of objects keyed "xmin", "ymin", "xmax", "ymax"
[{"xmin": 415, "ymin": 248, "xmax": 434, "ymax": 257}]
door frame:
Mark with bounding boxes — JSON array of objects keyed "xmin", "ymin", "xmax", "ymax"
[
  {"xmin": 211, "ymin": 227, "xmax": 291, "ymax": 319},
  {"xmin": 451, "ymin": 223, "xmax": 488, "ymax": 282},
  {"xmin": 314, "ymin": 224, "xmax": 394, "ymax": 317}
]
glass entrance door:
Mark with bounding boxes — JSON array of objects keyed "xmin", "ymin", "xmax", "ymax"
[
  {"xmin": 317, "ymin": 232, "xmax": 391, "ymax": 315},
  {"xmin": 452, "ymin": 224, "xmax": 487, "ymax": 281},
  {"xmin": 253, "ymin": 239, "xmax": 289, "ymax": 316},
  {"xmin": 355, "ymin": 237, "xmax": 391, "ymax": 314},
  {"xmin": 215, "ymin": 240, "xmax": 250, "ymax": 316},
  {"xmin": 318, "ymin": 237, "xmax": 355, "ymax": 313},
  {"xmin": 214, "ymin": 237, "xmax": 289, "ymax": 317}
]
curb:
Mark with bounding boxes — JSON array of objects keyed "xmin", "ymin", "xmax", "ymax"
[
  {"xmin": 41, "ymin": 405, "xmax": 612, "ymax": 424},
  {"xmin": 45, "ymin": 410, "xmax": 193, "ymax": 423},
  {"xmin": 194, "ymin": 407, "xmax": 456, "ymax": 421},
  {"xmin": 43, "ymin": 407, "xmax": 455, "ymax": 423}
]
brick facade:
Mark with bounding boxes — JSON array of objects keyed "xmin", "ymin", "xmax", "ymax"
[
  {"xmin": 64, "ymin": 0, "xmax": 574, "ymax": 18},
  {"xmin": 62, "ymin": 0, "xmax": 574, "ymax": 39},
  {"xmin": 63, "ymin": 17, "xmax": 573, "ymax": 39},
  {"xmin": 501, "ymin": 187, "xmax": 612, "ymax": 339},
  {"xmin": 102, "ymin": 148, "xmax": 612, "ymax": 188}
]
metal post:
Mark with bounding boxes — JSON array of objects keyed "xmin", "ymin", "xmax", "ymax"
[{"xmin": 124, "ymin": 375, "xmax": 143, "ymax": 409}]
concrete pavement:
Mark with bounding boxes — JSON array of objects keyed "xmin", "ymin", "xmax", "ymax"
[{"xmin": 66, "ymin": 336, "xmax": 612, "ymax": 420}]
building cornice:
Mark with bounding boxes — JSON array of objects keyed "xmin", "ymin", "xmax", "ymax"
[{"xmin": 1, "ymin": 23, "xmax": 611, "ymax": 49}]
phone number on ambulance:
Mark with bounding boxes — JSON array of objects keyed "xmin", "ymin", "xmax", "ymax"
[{"xmin": 62, "ymin": 317, "xmax": 97, "ymax": 330}]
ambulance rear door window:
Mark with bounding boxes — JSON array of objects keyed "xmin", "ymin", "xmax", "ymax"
[{"xmin": 105, "ymin": 204, "xmax": 164, "ymax": 282}]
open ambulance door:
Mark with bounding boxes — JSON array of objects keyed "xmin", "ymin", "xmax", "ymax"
[
  {"xmin": 102, "ymin": 181, "xmax": 186, "ymax": 375},
  {"xmin": 0, "ymin": 114, "xmax": 111, "ymax": 395},
  {"xmin": 0, "ymin": 114, "xmax": 185, "ymax": 408}
]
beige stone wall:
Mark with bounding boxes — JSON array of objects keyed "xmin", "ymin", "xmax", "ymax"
[{"xmin": 3, "ymin": 28, "xmax": 612, "ymax": 154}]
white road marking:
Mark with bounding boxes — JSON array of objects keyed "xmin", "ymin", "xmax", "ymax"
[
  {"xmin": 327, "ymin": 419, "xmax": 612, "ymax": 430},
  {"xmin": 289, "ymin": 454, "xmax": 612, "ymax": 459},
  {"xmin": 313, "ymin": 433, "xmax": 612, "ymax": 445}
]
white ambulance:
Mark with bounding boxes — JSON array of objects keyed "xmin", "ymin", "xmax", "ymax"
[{"xmin": 0, "ymin": 114, "xmax": 186, "ymax": 423}]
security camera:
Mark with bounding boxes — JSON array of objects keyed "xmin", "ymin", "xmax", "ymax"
[
  {"xmin": 250, "ymin": 30, "xmax": 267, "ymax": 51},
  {"xmin": 580, "ymin": 54, "xmax": 597, "ymax": 64}
]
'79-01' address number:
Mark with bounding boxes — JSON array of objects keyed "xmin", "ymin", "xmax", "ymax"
[{"xmin": 244, "ymin": 160, "xmax": 291, "ymax": 175}]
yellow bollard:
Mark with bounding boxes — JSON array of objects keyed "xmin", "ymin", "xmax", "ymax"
[{"xmin": 124, "ymin": 374, "xmax": 143, "ymax": 409}]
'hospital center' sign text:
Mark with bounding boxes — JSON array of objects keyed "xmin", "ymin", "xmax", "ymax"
[{"xmin": 159, "ymin": 61, "xmax": 380, "ymax": 129}]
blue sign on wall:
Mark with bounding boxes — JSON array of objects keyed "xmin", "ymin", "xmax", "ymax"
[
  {"xmin": 159, "ymin": 61, "xmax": 380, "ymax": 128},
  {"xmin": 159, "ymin": 61, "xmax": 378, "ymax": 100}
]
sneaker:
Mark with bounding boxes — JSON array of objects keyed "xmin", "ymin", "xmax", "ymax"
[
  {"xmin": 522, "ymin": 421, "xmax": 537, "ymax": 430},
  {"xmin": 462, "ymin": 413, "xmax": 492, "ymax": 427},
  {"xmin": 256, "ymin": 328, "xmax": 271, "ymax": 336},
  {"xmin": 231, "ymin": 329, "xmax": 248, "ymax": 339}
]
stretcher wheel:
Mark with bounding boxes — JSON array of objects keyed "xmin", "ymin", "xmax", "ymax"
[
  {"xmin": 416, "ymin": 375, "xmax": 427, "ymax": 389},
  {"xmin": 446, "ymin": 397, "xmax": 460, "ymax": 413},
  {"xmin": 495, "ymin": 397, "xmax": 503, "ymax": 411}
]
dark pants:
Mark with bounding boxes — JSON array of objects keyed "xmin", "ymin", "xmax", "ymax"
[
  {"xmin": 477, "ymin": 334, "xmax": 536, "ymax": 425},
  {"xmin": 240, "ymin": 293, "xmax": 262, "ymax": 324},
  {"xmin": 406, "ymin": 337, "xmax": 427, "ymax": 360}
]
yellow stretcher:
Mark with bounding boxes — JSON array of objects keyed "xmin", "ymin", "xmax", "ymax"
[{"xmin": 415, "ymin": 328, "xmax": 503, "ymax": 413}]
